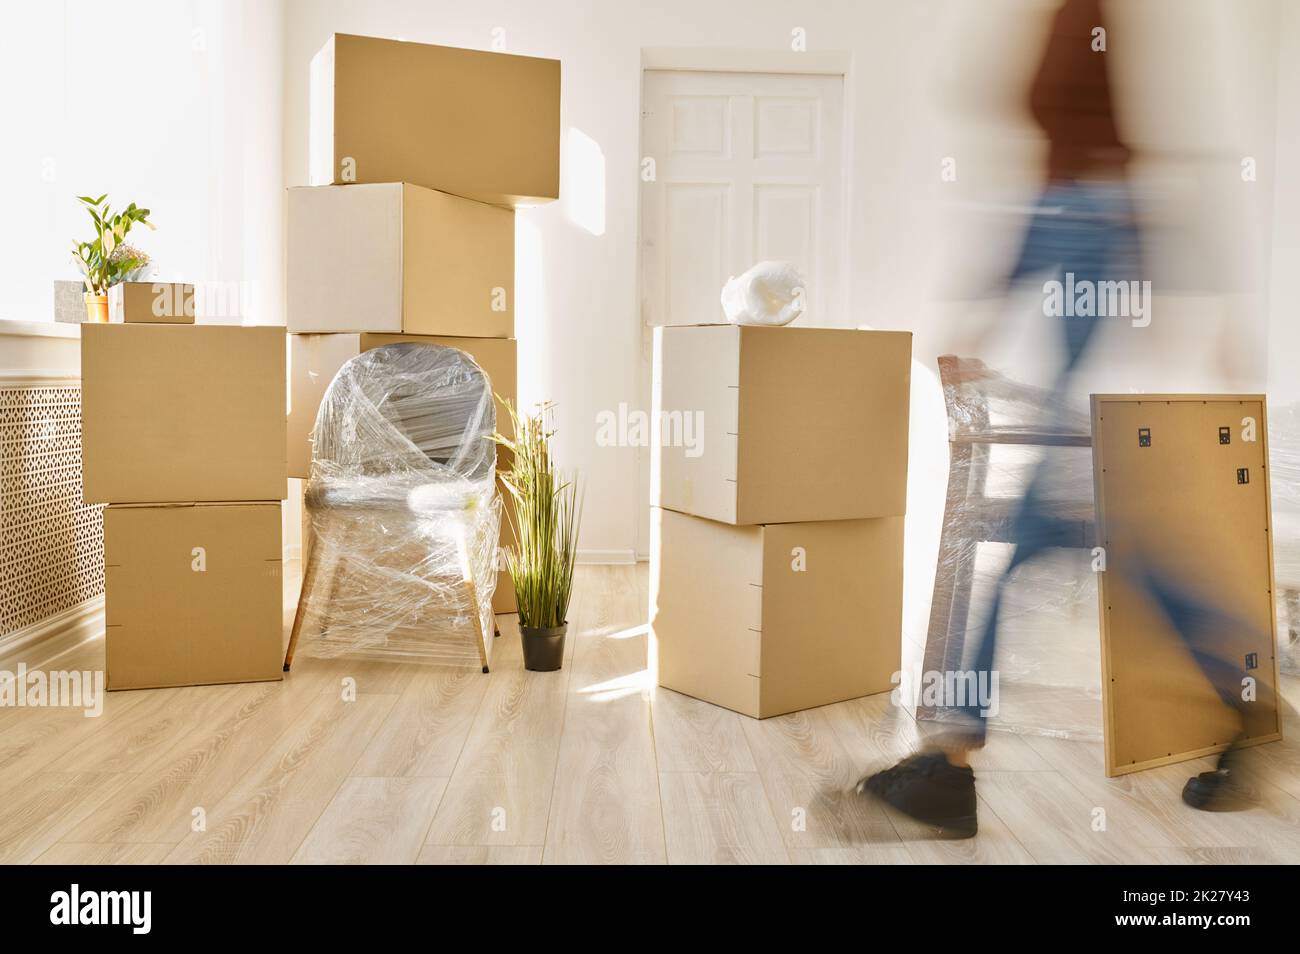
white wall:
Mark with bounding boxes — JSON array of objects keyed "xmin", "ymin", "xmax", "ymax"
[{"xmin": 0, "ymin": 0, "xmax": 285, "ymax": 327}]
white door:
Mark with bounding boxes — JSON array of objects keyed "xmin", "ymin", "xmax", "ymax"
[
  {"xmin": 640, "ymin": 70, "xmax": 846, "ymax": 328},
  {"xmin": 635, "ymin": 69, "xmax": 847, "ymax": 557}
]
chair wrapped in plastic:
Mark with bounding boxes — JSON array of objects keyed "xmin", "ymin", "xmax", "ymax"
[{"xmin": 283, "ymin": 343, "xmax": 501, "ymax": 671}]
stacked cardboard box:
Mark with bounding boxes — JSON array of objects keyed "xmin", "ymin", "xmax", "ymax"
[
  {"xmin": 650, "ymin": 325, "xmax": 912, "ymax": 718},
  {"xmin": 81, "ymin": 323, "xmax": 287, "ymax": 690},
  {"xmin": 286, "ymin": 34, "xmax": 561, "ymax": 614}
]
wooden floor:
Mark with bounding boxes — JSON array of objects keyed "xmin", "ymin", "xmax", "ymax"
[{"xmin": 2, "ymin": 564, "xmax": 1298, "ymax": 865}]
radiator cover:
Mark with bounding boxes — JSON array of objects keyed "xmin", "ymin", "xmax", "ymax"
[{"xmin": 0, "ymin": 384, "xmax": 104, "ymax": 637}]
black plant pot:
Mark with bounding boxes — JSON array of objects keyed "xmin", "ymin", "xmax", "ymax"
[{"xmin": 520, "ymin": 622, "xmax": 567, "ymax": 672}]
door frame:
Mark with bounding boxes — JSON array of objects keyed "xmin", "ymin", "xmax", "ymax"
[{"xmin": 633, "ymin": 48, "xmax": 856, "ymax": 559}]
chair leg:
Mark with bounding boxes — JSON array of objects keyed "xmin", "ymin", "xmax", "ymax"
[
  {"xmin": 284, "ymin": 524, "xmax": 347, "ymax": 672},
  {"xmin": 457, "ymin": 536, "xmax": 491, "ymax": 674},
  {"xmin": 284, "ymin": 545, "xmax": 324, "ymax": 672}
]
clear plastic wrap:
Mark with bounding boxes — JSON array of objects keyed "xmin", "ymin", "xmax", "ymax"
[
  {"xmin": 294, "ymin": 343, "xmax": 500, "ymax": 666},
  {"xmin": 919, "ymin": 357, "xmax": 1107, "ymax": 741},
  {"xmin": 920, "ymin": 360, "xmax": 1300, "ymax": 740},
  {"xmin": 1268, "ymin": 403, "xmax": 1300, "ymax": 675}
]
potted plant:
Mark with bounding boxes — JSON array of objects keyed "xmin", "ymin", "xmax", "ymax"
[
  {"xmin": 495, "ymin": 401, "xmax": 582, "ymax": 672},
  {"xmin": 70, "ymin": 194, "xmax": 154, "ymax": 322}
]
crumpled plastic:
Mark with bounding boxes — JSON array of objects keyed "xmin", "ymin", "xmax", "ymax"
[
  {"xmin": 295, "ymin": 342, "xmax": 501, "ymax": 665},
  {"xmin": 720, "ymin": 260, "xmax": 807, "ymax": 326}
]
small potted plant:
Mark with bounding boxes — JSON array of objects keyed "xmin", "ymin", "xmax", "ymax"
[
  {"xmin": 70, "ymin": 194, "xmax": 154, "ymax": 322},
  {"xmin": 495, "ymin": 400, "xmax": 582, "ymax": 672}
]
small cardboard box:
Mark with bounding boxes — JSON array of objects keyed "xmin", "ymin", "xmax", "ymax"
[
  {"xmin": 286, "ymin": 332, "xmax": 519, "ymax": 614},
  {"xmin": 287, "ymin": 183, "xmax": 513, "ymax": 337},
  {"xmin": 81, "ymin": 324, "xmax": 287, "ymax": 504},
  {"xmin": 652, "ymin": 325, "xmax": 912, "ymax": 525},
  {"xmin": 104, "ymin": 502, "xmax": 283, "ymax": 690},
  {"xmin": 108, "ymin": 282, "xmax": 195, "ymax": 324},
  {"xmin": 310, "ymin": 33, "xmax": 560, "ymax": 207},
  {"xmin": 286, "ymin": 332, "xmax": 517, "ymax": 478},
  {"xmin": 651, "ymin": 507, "xmax": 903, "ymax": 719}
]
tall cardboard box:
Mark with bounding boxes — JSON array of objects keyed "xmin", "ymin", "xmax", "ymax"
[
  {"xmin": 104, "ymin": 502, "xmax": 283, "ymax": 689},
  {"xmin": 310, "ymin": 33, "xmax": 560, "ymax": 207},
  {"xmin": 651, "ymin": 507, "xmax": 904, "ymax": 718},
  {"xmin": 81, "ymin": 324, "xmax": 286, "ymax": 504},
  {"xmin": 653, "ymin": 325, "xmax": 911, "ymax": 525},
  {"xmin": 287, "ymin": 184, "xmax": 513, "ymax": 337}
]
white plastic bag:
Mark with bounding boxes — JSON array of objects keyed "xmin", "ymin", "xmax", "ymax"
[{"xmin": 719, "ymin": 260, "xmax": 807, "ymax": 326}]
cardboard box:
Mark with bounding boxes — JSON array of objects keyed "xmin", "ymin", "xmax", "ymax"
[
  {"xmin": 108, "ymin": 282, "xmax": 195, "ymax": 324},
  {"xmin": 652, "ymin": 325, "xmax": 912, "ymax": 525},
  {"xmin": 287, "ymin": 332, "xmax": 518, "ymax": 479},
  {"xmin": 651, "ymin": 507, "xmax": 903, "ymax": 718},
  {"xmin": 310, "ymin": 33, "xmax": 560, "ymax": 207},
  {"xmin": 493, "ymin": 476, "xmax": 518, "ymax": 614},
  {"xmin": 1091, "ymin": 394, "xmax": 1281, "ymax": 776},
  {"xmin": 286, "ymin": 333, "xmax": 365, "ymax": 479},
  {"xmin": 81, "ymin": 324, "xmax": 287, "ymax": 504},
  {"xmin": 287, "ymin": 183, "xmax": 513, "ymax": 337},
  {"xmin": 104, "ymin": 502, "xmax": 283, "ymax": 690}
]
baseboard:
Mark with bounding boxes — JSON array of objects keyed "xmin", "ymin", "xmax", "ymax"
[
  {"xmin": 0, "ymin": 596, "xmax": 104, "ymax": 672},
  {"xmin": 577, "ymin": 548, "xmax": 637, "ymax": 565},
  {"xmin": 0, "ymin": 368, "xmax": 81, "ymax": 388}
]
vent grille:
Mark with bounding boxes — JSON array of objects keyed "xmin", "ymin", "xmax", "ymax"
[{"xmin": 0, "ymin": 386, "xmax": 104, "ymax": 636}]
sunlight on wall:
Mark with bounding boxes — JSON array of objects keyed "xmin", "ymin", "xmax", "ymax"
[
  {"xmin": 515, "ymin": 216, "xmax": 546, "ymax": 411},
  {"xmin": 563, "ymin": 127, "xmax": 606, "ymax": 236}
]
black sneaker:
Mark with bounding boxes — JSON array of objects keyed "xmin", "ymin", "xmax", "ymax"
[
  {"xmin": 857, "ymin": 751, "xmax": 978, "ymax": 838},
  {"xmin": 1181, "ymin": 748, "xmax": 1254, "ymax": 812}
]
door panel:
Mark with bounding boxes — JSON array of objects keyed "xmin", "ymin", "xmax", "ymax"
[
  {"xmin": 641, "ymin": 70, "xmax": 845, "ymax": 329},
  {"xmin": 665, "ymin": 183, "xmax": 731, "ymax": 328},
  {"xmin": 753, "ymin": 96, "xmax": 820, "ymax": 158},
  {"xmin": 753, "ymin": 184, "xmax": 819, "ymax": 302}
]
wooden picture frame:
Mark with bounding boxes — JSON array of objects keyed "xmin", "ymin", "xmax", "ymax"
[{"xmin": 1091, "ymin": 394, "xmax": 1282, "ymax": 777}]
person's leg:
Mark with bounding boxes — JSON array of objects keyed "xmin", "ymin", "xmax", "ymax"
[
  {"xmin": 859, "ymin": 482, "xmax": 1065, "ymax": 835},
  {"xmin": 1132, "ymin": 560, "xmax": 1260, "ymax": 810},
  {"xmin": 936, "ymin": 480, "xmax": 1071, "ymax": 745},
  {"xmin": 859, "ymin": 182, "xmax": 1133, "ymax": 835}
]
